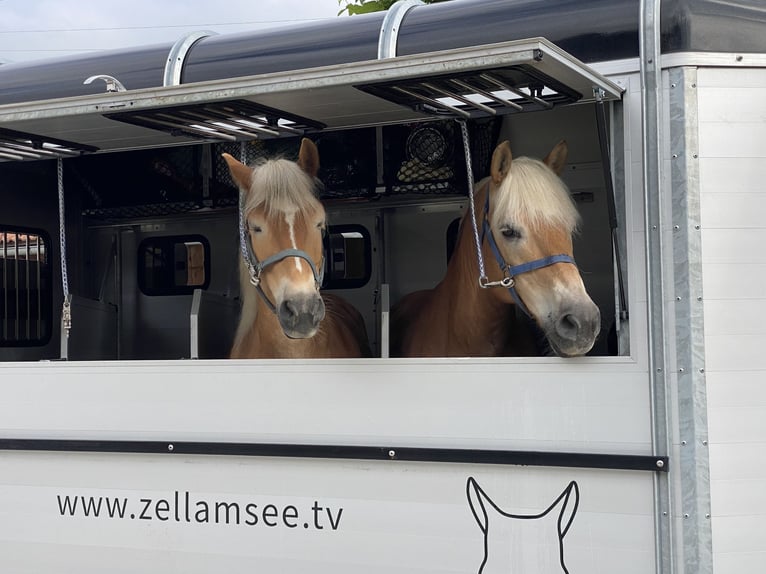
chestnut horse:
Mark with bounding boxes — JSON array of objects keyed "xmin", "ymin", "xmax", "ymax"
[
  {"xmin": 223, "ymin": 139, "xmax": 370, "ymax": 358},
  {"xmin": 391, "ymin": 140, "xmax": 600, "ymax": 357}
]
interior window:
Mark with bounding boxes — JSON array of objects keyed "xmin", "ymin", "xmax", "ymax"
[
  {"xmin": 323, "ymin": 225, "xmax": 371, "ymax": 290},
  {"xmin": 138, "ymin": 235, "xmax": 210, "ymax": 296}
]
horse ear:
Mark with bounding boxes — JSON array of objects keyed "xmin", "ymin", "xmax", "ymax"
[
  {"xmin": 222, "ymin": 153, "xmax": 252, "ymax": 191},
  {"xmin": 543, "ymin": 140, "xmax": 568, "ymax": 175},
  {"xmin": 466, "ymin": 477, "xmax": 489, "ymax": 534},
  {"xmin": 490, "ymin": 141, "xmax": 513, "ymax": 185},
  {"xmin": 297, "ymin": 138, "xmax": 320, "ymax": 179}
]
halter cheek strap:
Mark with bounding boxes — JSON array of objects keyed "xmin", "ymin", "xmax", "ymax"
[{"xmin": 481, "ymin": 192, "xmax": 576, "ymax": 318}]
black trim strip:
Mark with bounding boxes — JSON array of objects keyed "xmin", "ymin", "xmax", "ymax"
[{"xmin": 0, "ymin": 439, "xmax": 668, "ymax": 473}]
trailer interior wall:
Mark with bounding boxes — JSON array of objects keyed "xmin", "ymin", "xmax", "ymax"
[{"xmin": 695, "ymin": 65, "xmax": 766, "ymax": 572}]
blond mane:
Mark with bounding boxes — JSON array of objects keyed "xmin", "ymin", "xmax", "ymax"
[{"xmin": 490, "ymin": 156, "xmax": 579, "ymax": 232}]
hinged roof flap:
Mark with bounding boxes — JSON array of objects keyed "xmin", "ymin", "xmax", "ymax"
[{"xmin": 0, "ymin": 38, "xmax": 623, "ymax": 161}]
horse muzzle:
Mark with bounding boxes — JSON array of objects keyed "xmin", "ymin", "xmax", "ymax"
[
  {"xmin": 277, "ymin": 293, "xmax": 326, "ymax": 339},
  {"xmin": 546, "ymin": 301, "xmax": 601, "ymax": 357}
]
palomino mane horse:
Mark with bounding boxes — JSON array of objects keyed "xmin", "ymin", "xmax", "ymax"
[
  {"xmin": 223, "ymin": 138, "xmax": 371, "ymax": 358},
  {"xmin": 391, "ymin": 139, "xmax": 600, "ymax": 358}
]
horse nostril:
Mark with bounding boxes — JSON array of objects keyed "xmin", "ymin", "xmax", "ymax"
[
  {"xmin": 556, "ymin": 313, "xmax": 581, "ymax": 340},
  {"xmin": 279, "ymin": 300, "xmax": 299, "ymax": 323}
]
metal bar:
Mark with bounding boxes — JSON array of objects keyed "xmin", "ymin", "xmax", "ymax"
[
  {"xmin": 0, "ymin": 438, "xmax": 669, "ymax": 473},
  {"xmin": 420, "ymin": 81, "xmax": 497, "ymax": 115},
  {"xmin": 135, "ymin": 114, "xmax": 238, "ymax": 141},
  {"xmin": 25, "ymin": 234, "xmax": 30, "ymax": 340},
  {"xmin": 392, "ymin": 86, "xmax": 471, "ymax": 118},
  {"xmin": 35, "ymin": 234, "xmax": 41, "ymax": 339},
  {"xmin": 478, "ymin": 73, "xmax": 553, "ymax": 109},
  {"xmin": 169, "ymin": 110, "xmax": 266, "ymax": 139},
  {"xmin": 449, "ymin": 78, "xmax": 523, "ymax": 111},
  {"xmin": 640, "ymin": 0, "xmax": 674, "ymax": 573},
  {"xmin": 14, "ymin": 233, "xmax": 18, "ymax": 340},
  {"xmin": 594, "ymin": 93, "xmax": 628, "ymax": 320},
  {"xmin": 2, "ymin": 232, "xmax": 6, "ymax": 340}
]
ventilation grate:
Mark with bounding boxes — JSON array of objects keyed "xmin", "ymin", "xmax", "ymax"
[
  {"xmin": 357, "ymin": 64, "xmax": 582, "ymax": 119},
  {"xmin": 106, "ymin": 100, "xmax": 326, "ymax": 142},
  {"xmin": 0, "ymin": 128, "xmax": 98, "ymax": 162}
]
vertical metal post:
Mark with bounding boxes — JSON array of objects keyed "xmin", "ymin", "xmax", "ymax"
[
  {"xmin": 640, "ymin": 0, "xmax": 674, "ymax": 573},
  {"xmin": 2, "ymin": 232, "xmax": 7, "ymax": 341},
  {"xmin": 25, "ymin": 233, "xmax": 30, "ymax": 340},
  {"xmin": 14, "ymin": 231, "xmax": 19, "ymax": 340}
]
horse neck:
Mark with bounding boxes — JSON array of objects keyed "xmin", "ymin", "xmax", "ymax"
[{"xmin": 436, "ymin": 183, "xmax": 516, "ymax": 351}]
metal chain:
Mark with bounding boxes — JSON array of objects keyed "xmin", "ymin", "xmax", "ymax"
[
  {"xmin": 456, "ymin": 119, "xmax": 488, "ymax": 285},
  {"xmin": 57, "ymin": 158, "xmax": 72, "ymax": 336},
  {"xmin": 237, "ymin": 141, "xmax": 256, "ymax": 278}
]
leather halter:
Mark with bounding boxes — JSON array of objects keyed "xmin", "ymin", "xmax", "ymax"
[
  {"xmin": 480, "ymin": 186, "xmax": 576, "ymax": 318},
  {"xmin": 244, "ymin": 231, "xmax": 325, "ymax": 314}
]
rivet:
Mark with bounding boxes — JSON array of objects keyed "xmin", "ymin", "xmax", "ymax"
[
  {"xmin": 167, "ymin": 444, "xmax": 174, "ymax": 452},
  {"xmin": 681, "ymin": 440, "xmax": 687, "ymax": 445},
  {"xmin": 388, "ymin": 450, "xmax": 396, "ymax": 458},
  {"xmin": 699, "ymin": 368, "xmax": 705, "ymax": 373},
  {"xmin": 691, "ymin": 83, "xmax": 697, "ymax": 88},
  {"xmin": 697, "ymin": 296, "xmax": 703, "ymax": 301},
  {"xmin": 736, "ymin": 55, "xmax": 743, "ymax": 62},
  {"xmin": 693, "ymin": 154, "xmax": 698, "ymax": 158},
  {"xmin": 663, "ymin": 511, "xmax": 668, "ymax": 516},
  {"xmin": 676, "ymin": 296, "xmax": 682, "ymax": 300},
  {"xmin": 656, "ymin": 459, "xmax": 665, "ymax": 468},
  {"xmin": 672, "ymin": 154, "xmax": 678, "ymax": 158},
  {"xmin": 702, "ymin": 440, "xmax": 708, "ymax": 446},
  {"xmin": 679, "ymin": 367, "xmax": 685, "ymax": 372},
  {"xmin": 671, "ymin": 83, "xmax": 676, "ymax": 88},
  {"xmin": 695, "ymin": 225, "xmax": 700, "ymax": 229},
  {"xmin": 652, "ymin": 225, "xmax": 658, "ymax": 230},
  {"xmin": 684, "ymin": 513, "xmax": 690, "ymax": 519},
  {"xmin": 674, "ymin": 225, "xmax": 680, "ymax": 230},
  {"xmin": 705, "ymin": 513, "xmax": 711, "ymax": 518}
]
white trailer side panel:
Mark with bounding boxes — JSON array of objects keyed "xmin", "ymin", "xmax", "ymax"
[{"xmin": 698, "ymin": 67, "xmax": 766, "ymax": 573}]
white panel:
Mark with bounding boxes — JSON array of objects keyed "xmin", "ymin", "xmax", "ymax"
[
  {"xmin": 702, "ymin": 263, "xmax": 766, "ymax": 299},
  {"xmin": 699, "ymin": 157, "xmax": 766, "ymax": 194},
  {"xmin": 704, "ymin": 300, "xmax": 766, "ymax": 336},
  {"xmin": 0, "ymin": 361, "xmax": 651, "ymax": 453},
  {"xmin": 0, "ymin": 452, "xmax": 655, "ymax": 574},
  {"xmin": 698, "ymin": 67, "xmax": 766, "ymax": 572},
  {"xmin": 702, "ymin": 229, "xmax": 766, "ymax": 264},
  {"xmin": 707, "ymin": 371, "xmax": 766, "ymax": 407},
  {"xmin": 697, "ymin": 87, "xmax": 766, "ymax": 123},
  {"xmin": 704, "ymin": 334, "xmax": 766, "ymax": 372},
  {"xmin": 708, "ymin": 443, "xmax": 766, "ymax": 481},
  {"xmin": 698, "ymin": 122, "xmax": 766, "ymax": 159}
]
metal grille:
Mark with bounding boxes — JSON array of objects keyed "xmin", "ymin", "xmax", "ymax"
[
  {"xmin": 358, "ymin": 64, "xmax": 581, "ymax": 119},
  {"xmin": 106, "ymin": 100, "xmax": 325, "ymax": 143},
  {"xmin": 0, "ymin": 128, "xmax": 97, "ymax": 163},
  {"xmin": 0, "ymin": 229, "xmax": 51, "ymax": 345}
]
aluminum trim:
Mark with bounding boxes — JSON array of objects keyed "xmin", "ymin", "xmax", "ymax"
[
  {"xmin": 640, "ymin": 0, "xmax": 674, "ymax": 573},
  {"xmin": 377, "ymin": 0, "xmax": 424, "ymax": 59},
  {"xmin": 163, "ymin": 30, "xmax": 218, "ymax": 87},
  {"xmin": 668, "ymin": 65, "xmax": 713, "ymax": 574}
]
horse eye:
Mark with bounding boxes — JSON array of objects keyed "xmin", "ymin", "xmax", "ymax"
[
  {"xmin": 250, "ymin": 225, "xmax": 262, "ymax": 234},
  {"xmin": 501, "ymin": 227, "xmax": 521, "ymax": 240}
]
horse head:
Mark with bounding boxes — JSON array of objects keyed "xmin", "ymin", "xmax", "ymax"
[
  {"xmin": 223, "ymin": 138, "xmax": 327, "ymax": 339},
  {"xmin": 482, "ymin": 140, "xmax": 600, "ymax": 357}
]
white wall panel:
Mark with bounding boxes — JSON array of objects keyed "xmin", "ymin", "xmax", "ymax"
[{"xmin": 698, "ymin": 66, "xmax": 766, "ymax": 573}]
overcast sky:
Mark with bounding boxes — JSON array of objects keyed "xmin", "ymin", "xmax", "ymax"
[{"xmin": 0, "ymin": 0, "xmax": 344, "ymax": 64}]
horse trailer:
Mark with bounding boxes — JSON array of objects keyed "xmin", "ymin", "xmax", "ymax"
[{"xmin": 0, "ymin": 0, "xmax": 764, "ymax": 571}]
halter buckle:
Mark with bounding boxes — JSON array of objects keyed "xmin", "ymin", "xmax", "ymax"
[{"xmin": 479, "ymin": 275, "xmax": 515, "ymax": 289}]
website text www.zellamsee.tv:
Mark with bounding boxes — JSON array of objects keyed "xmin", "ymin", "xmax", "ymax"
[{"xmin": 56, "ymin": 491, "xmax": 344, "ymax": 530}]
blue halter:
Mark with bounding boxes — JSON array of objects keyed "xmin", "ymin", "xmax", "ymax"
[
  {"xmin": 245, "ymin": 236, "xmax": 325, "ymax": 314},
  {"xmin": 480, "ymin": 189, "xmax": 576, "ymax": 318}
]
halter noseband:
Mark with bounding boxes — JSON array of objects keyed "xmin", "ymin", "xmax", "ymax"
[
  {"xmin": 480, "ymin": 187, "xmax": 576, "ymax": 318},
  {"xmin": 244, "ymin": 231, "xmax": 325, "ymax": 314}
]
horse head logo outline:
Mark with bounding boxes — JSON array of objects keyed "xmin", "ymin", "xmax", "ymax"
[{"xmin": 466, "ymin": 477, "xmax": 580, "ymax": 574}]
